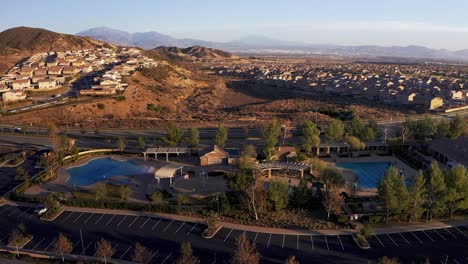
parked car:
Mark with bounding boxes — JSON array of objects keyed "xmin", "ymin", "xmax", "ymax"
[{"xmin": 34, "ymin": 204, "xmax": 48, "ymax": 216}]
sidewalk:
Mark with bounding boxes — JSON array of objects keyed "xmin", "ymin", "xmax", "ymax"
[{"xmin": 6, "ymin": 200, "xmax": 468, "ymax": 236}]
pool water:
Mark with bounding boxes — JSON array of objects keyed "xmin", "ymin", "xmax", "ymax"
[
  {"xmin": 66, "ymin": 158, "xmax": 153, "ymax": 187},
  {"xmin": 335, "ymin": 162, "xmax": 391, "ymax": 189}
]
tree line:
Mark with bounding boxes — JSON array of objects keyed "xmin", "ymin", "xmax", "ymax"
[{"xmin": 378, "ymin": 162, "xmax": 468, "ymax": 222}]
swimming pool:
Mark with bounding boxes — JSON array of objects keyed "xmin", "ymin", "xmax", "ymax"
[
  {"xmin": 66, "ymin": 157, "xmax": 153, "ymax": 187},
  {"xmin": 335, "ymin": 162, "xmax": 391, "ymax": 189}
]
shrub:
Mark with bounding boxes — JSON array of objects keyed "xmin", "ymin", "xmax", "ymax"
[{"xmin": 97, "ymin": 103, "xmax": 105, "ymax": 110}]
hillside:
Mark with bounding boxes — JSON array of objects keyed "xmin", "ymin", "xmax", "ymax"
[
  {"xmin": 148, "ymin": 46, "xmax": 238, "ymax": 61},
  {"xmin": 0, "ymin": 26, "xmax": 114, "ymax": 54}
]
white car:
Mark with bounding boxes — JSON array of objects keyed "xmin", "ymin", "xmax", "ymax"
[{"xmin": 34, "ymin": 205, "xmax": 48, "ymax": 216}]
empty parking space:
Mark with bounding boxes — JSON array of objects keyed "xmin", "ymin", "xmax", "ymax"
[
  {"xmin": 312, "ymin": 235, "xmax": 329, "ymax": 251},
  {"xmin": 268, "ymin": 233, "xmax": 284, "ymax": 249}
]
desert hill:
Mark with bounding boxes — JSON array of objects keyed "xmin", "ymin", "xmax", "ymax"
[
  {"xmin": 149, "ymin": 45, "xmax": 238, "ymax": 61},
  {"xmin": 0, "ymin": 26, "xmax": 114, "ymax": 55}
]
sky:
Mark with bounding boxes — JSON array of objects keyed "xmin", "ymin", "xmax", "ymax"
[{"xmin": 1, "ymin": 0, "xmax": 468, "ymax": 50}]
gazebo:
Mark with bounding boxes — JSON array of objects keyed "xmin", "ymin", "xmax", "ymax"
[
  {"xmin": 154, "ymin": 164, "xmax": 184, "ymax": 187},
  {"xmin": 143, "ymin": 147, "xmax": 191, "ymax": 161},
  {"xmin": 255, "ymin": 162, "xmax": 311, "ymax": 178}
]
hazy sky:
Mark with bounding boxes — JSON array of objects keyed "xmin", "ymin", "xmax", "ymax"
[{"xmin": 1, "ymin": 0, "xmax": 468, "ymax": 50}]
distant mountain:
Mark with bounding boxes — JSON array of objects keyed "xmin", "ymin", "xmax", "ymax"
[
  {"xmin": 76, "ymin": 27, "xmax": 468, "ymax": 62},
  {"xmin": 0, "ymin": 26, "xmax": 113, "ymax": 54},
  {"xmin": 148, "ymin": 46, "xmax": 237, "ymax": 61},
  {"xmin": 77, "ymin": 27, "xmax": 213, "ymax": 49}
]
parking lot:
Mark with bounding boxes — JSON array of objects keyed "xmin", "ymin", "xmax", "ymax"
[{"xmin": 1, "ymin": 203, "xmax": 468, "ymax": 263}]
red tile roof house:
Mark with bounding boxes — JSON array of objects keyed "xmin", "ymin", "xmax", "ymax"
[
  {"xmin": 62, "ymin": 66, "xmax": 79, "ymax": 76},
  {"xmin": 11, "ymin": 79, "xmax": 31, "ymax": 90},
  {"xmin": 47, "ymin": 66, "xmax": 63, "ymax": 76},
  {"xmin": 37, "ymin": 79, "xmax": 57, "ymax": 89}
]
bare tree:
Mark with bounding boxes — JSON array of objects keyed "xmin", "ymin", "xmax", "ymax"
[
  {"xmin": 176, "ymin": 241, "xmax": 199, "ymax": 264},
  {"xmin": 55, "ymin": 233, "xmax": 73, "ymax": 263},
  {"xmin": 231, "ymin": 233, "xmax": 260, "ymax": 264},
  {"xmin": 323, "ymin": 189, "xmax": 345, "ymax": 220},
  {"xmin": 132, "ymin": 242, "xmax": 152, "ymax": 263},
  {"xmin": 96, "ymin": 238, "xmax": 116, "ymax": 264}
]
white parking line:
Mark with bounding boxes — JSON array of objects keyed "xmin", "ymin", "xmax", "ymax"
[
  {"xmin": 44, "ymin": 239, "xmax": 55, "ymax": 251},
  {"xmin": 297, "ymin": 235, "xmax": 299, "ymax": 250},
  {"xmin": 422, "ymin": 231, "xmax": 435, "ymax": 242},
  {"xmin": 95, "ymin": 214, "xmax": 105, "ymax": 224},
  {"xmin": 83, "ymin": 213, "xmax": 95, "ymax": 224},
  {"xmin": 17, "ymin": 207, "xmax": 32, "ymax": 218},
  {"xmin": 399, "ymin": 233, "xmax": 410, "ymax": 245},
  {"xmin": 411, "ymin": 232, "xmax": 423, "ymax": 244},
  {"xmin": 71, "ymin": 239, "xmax": 81, "ymax": 252},
  {"xmin": 119, "ymin": 245, "xmax": 132, "ymax": 259},
  {"xmin": 106, "ymin": 214, "xmax": 117, "ymax": 225},
  {"xmin": 163, "ymin": 220, "xmax": 174, "ymax": 232},
  {"xmin": 152, "ymin": 219, "xmax": 162, "ymax": 230},
  {"xmin": 128, "ymin": 216, "xmax": 139, "ymax": 228},
  {"xmin": 145, "ymin": 249, "xmax": 159, "ymax": 264},
  {"xmin": 161, "ymin": 252, "xmax": 173, "ymax": 264},
  {"xmin": 310, "ymin": 236, "xmax": 314, "ymax": 250},
  {"xmin": 31, "ymin": 237, "xmax": 46, "ymax": 250},
  {"xmin": 224, "ymin": 229, "xmax": 233, "ymax": 242},
  {"xmin": 374, "ymin": 235, "xmax": 385, "ymax": 247},
  {"xmin": 186, "ymin": 223, "xmax": 197, "ymax": 236},
  {"xmin": 140, "ymin": 217, "xmax": 151, "ymax": 229},
  {"xmin": 117, "ymin": 215, "xmax": 128, "ymax": 227},
  {"xmin": 62, "ymin": 212, "xmax": 74, "ymax": 222},
  {"xmin": 444, "ymin": 228, "xmax": 457, "ymax": 239},
  {"xmin": 1, "ymin": 233, "xmax": 10, "ymax": 242},
  {"xmin": 8, "ymin": 207, "xmax": 20, "ymax": 216},
  {"xmin": 72, "ymin": 212, "xmax": 84, "ymax": 224},
  {"xmin": 267, "ymin": 234, "xmax": 272, "ymax": 248},
  {"xmin": 0, "ymin": 205, "xmax": 11, "ymax": 214},
  {"xmin": 281, "ymin": 234, "xmax": 285, "ymax": 248},
  {"xmin": 433, "ymin": 229, "xmax": 446, "ymax": 240},
  {"xmin": 386, "ymin": 234, "xmax": 398, "ymax": 247},
  {"xmin": 453, "ymin": 258, "xmax": 460, "ymax": 264},
  {"xmin": 454, "ymin": 227, "xmax": 468, "ymax": 238},
  {"xmin": 175, "ymin": 222, "xmax": 185, "ymax": 233},
  {"xmin": 253, "ymin": 232, "xmax": 258, "ymax": 244},
  {"xmin": 324, "ymin": 236, "xmax": 329, "ymax": 251},
  {"xmin": 337, "ymin": 235, "xmax": 344, "ymax": 250},
  {"xmin": 81, "ymin": 242, "xmax": 93, "ymax": 255}
]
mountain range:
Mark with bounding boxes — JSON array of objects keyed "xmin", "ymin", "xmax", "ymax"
[{"xmin": 77, "ymin": 27, "xmax": 468, "ymax": 62}]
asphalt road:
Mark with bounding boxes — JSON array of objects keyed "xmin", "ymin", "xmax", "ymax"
[{"xmin": 1, "ymin": 205, "xmax": 468, "ymax": 263}]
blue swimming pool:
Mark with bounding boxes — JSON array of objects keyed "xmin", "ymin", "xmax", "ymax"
[
  {"xmin": 66, "ymin": 158, "xmax": 153, "ymax": 187},
  {"xmin": 335, "ymin": 162, "xmax": 391, "ymax": 189}
]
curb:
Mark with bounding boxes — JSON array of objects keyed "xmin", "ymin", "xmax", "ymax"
[
  {"xmin": 352, "ymin": 234, "xmax": 370, "ymax": 250},
  {"xmin": 202, "ymin": 225, "xmax": 222, "ymax": 239},
  {"xmin": 40, "ymin": 207, "xmax": 65, "ymax": 222}
]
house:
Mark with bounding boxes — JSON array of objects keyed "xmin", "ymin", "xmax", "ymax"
[
  {"xmin": 412, "ymin": 95, "xmax": 444, "ymax": 110},
  {"xmin": 429, "ymin": 136, "xmax": 468, "ymax": 168},
  {"xmin": 225, "ymin": 148, "xmax": 240, "ymax": 165},
  {"xmin": 2, "ymin": 89, "xmax": 26, "ymax": 102},
  {"xmin": 450, "ymin": 91, "xmax": 464, "ymax": 100},
  {"xmin": 199, "ymin": 145, "xmax": 229, "ymax": 166},
  {"xmin": 11, "ymin": 79, "xmax": 30, "ymax": 90},
  {"xmin": 37, "ymin": 79, "xmax": 57, "ymax": 89},
  {"xmin": 48, "ymin": 66, "xmax": 63, "ymax": 76},
  {"xmin": 34, "ymin": 68, "xmax": 47, "ymax": 76},
  {"xmin": 63, "ymin": 66, "xmax": 78, "ymax": 76}
]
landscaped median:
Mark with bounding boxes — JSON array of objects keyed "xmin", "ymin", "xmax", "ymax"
[
  {"xmin": 40, "ymin": 206, "xmax": 64, "ymax": 221},
  {"xmin": 352, "ymin": 233, "xmax": 370, "ymax": 249},
  {"xmin": 202, "ymin": 214, "xmax": 222, "ymax": 239}
]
